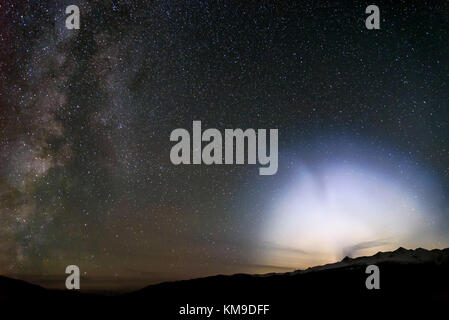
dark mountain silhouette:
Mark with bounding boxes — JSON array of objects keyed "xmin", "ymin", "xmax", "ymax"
[
  {"xmin": 0, "ymin": 275, "xmax": 47, "ymax": 299},
  {"xmin": 2, "ymin": 247, "xmax": 449, "ymax": 317}
]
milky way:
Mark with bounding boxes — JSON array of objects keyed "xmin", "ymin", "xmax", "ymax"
[{"xmin": 0, "ymin": 1, "xmax": 448, "ymax": 290}]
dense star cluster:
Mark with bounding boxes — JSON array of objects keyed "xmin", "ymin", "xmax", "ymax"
[{"xmin": 0, "ymin": 0, "xmax": 448, "ymax": 290}]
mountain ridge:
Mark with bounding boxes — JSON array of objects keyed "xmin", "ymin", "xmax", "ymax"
[
  {"xmin": 1, "ymin": 247, "xmax": 449, "ymax": 316},
  {"xmin": 2, "ymin": 246, "xmax": 449, "ymax": 295},
  {"xmin": 292, "ymin": 246, "xmax": 449, "ymax": 275}
]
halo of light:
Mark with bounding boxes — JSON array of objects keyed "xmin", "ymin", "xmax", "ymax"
[{"xmin": 260, "ymin": 158, "xmax": 446, "ymax": 269}]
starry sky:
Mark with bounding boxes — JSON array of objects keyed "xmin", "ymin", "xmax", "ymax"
[{"xmin": 1, "ymin": 0, "xmax": 449, "ymax": 291}]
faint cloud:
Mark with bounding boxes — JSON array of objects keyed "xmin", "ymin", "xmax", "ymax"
[{"xmin": 342, "ymin": 239, "xmax": 390, "ymax": 258}]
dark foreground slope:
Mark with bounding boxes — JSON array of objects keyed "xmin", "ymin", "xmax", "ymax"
[{"xmin": 2, "ymin": 248, "xmax": 449, "ymax": 318}]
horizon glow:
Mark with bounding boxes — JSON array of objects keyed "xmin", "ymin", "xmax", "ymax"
[{"xmin": 259, "ymin": 156, "xmax": 449, "ymax": 269}]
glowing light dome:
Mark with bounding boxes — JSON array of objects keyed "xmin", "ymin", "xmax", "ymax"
[{"xmin": 260, "ymin": 159, "xmax": 446, "ymax": 269}]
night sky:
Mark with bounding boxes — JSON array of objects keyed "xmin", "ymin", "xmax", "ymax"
[{"xmin": 1, "ymin": 0, "xmax": 449, "ymax": 291}]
